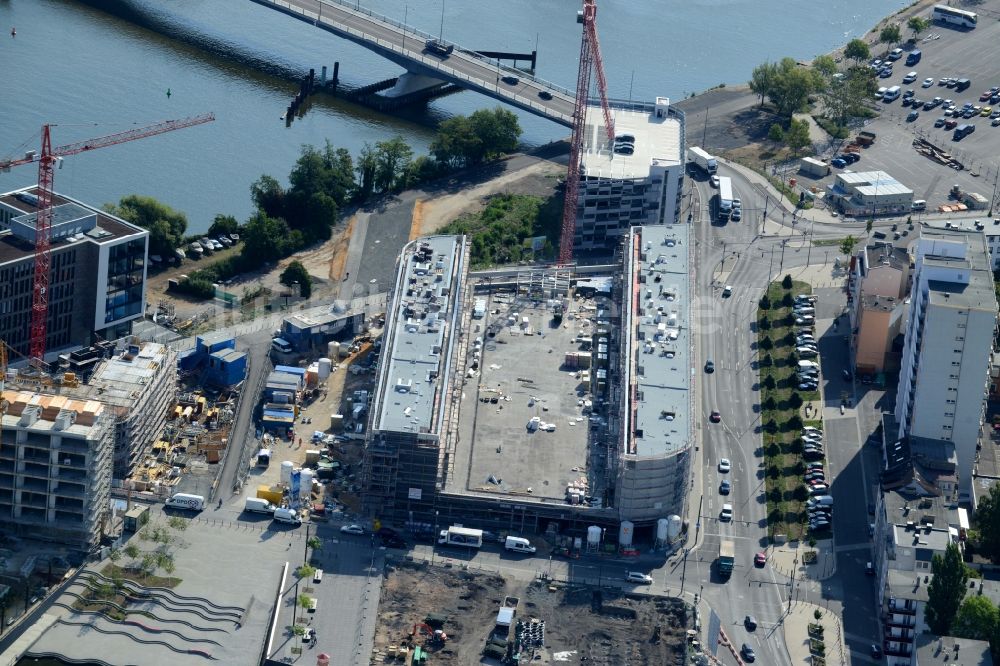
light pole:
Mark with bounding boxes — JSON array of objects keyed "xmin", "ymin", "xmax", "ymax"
[{"xmin": 402, "ymin": 5, "xmax": 408, "ymax": 52}]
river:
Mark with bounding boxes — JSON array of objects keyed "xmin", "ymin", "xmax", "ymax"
[{"xmin": 0, "ymin": 0, "xmax": 909, "ymax": 233}]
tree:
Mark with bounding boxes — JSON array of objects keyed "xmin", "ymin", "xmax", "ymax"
[
  {"xmin": 760, "ymin": 58, "xmax": 825, "ymax": 119},
  {"xmin": 822, "ymin": 67, "xmax": 878, "ymax": 127},
  {"xmin": 908, "ymin": 16, "xmax": 930, "ymax": 41},
  {"xmin": 292, "ymin": 624, "xmax": 307, "ymax": 652},
  {"xmin": 879, "ymin": 24, "xmax": 902, "ymax": 50},
  {"xmin": 208, "ymin": 214, "xmax": 240, "ymax": 238},
  {"xmin": 280, "ymin": 260, "xmax": 312, "ymax": 298},
  {"xmin": 768, "ymin": 123, "xmax": 785, "ymax": 143},
  {"xmin": 925, "ymin": 542, "xmax": 969, "ymax": 634},
  {"xmin": 355, "ymin": 143, "xmax": 378, "ymax": 201},
  {"xmin": 295, "ymin": 564, "xmax": 316, "ymax": 580},
  {"xmin": 749, "ymin": 62, "xmax": 779, "ymax": 107},
  {"xmin": 250, "ymin": 174, "xmax": 286, "ymax": 221},
  {"xmin": 866, "ymin": 219, "xmax": 874, "ymax": 235},
  {"xmin": 785, "ymin": 118, "xmax": 812, "ymax": 154},
  {"xmin": 782, "ymin": 274, "xmax": 793, "ymax": 289},
  {"xmin": 373, "ymin": 136, "xmax": 413, "ymax": 194},
  {"xmin": 469, "ymin": 107, "xmax": 521, "ymax": 161},
  {"xmin": 241, "ymin": 212, "xmax": 296, "ymax": 266},
  {"xmin": 839, "ymin": 235, "xmax": 857, "ymax": 256},
  {"xmin": 104, "ymin": 194, "xmax": 187, "ymax": 258},
  {"xmin": 759, "ymin": 293, "xmax": 771, "ymax": 310},
  {"xmin": 430, "ymin": 115, "xmax": 480, "ymax": 167},
  {"xmin": 844, "ymin": 39, "xmax": 870, "ymax": 64},
  {"xmin": 952, "ymin": 595, "xmax": 999, "ymax": 644},
  {"xmin": 973, "ymin": 484, "xmax": 1000, "ymax": 561},
  {"xmin": 812, "ymin": 55, "xmax": 838, "ymax": 78}
]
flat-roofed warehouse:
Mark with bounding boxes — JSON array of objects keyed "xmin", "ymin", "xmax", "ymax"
[{"xmin": 362, "ymin": 226, "xmax": 693, "ymax": 536}]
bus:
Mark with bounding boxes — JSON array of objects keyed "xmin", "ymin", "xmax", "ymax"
[
  {"xmin": 716, "ymin": 176, "xmax": 734, "ymax": 222},
  {"xmin": 932, "ymin": 4, "xmax": 977, "ymax": 29}
]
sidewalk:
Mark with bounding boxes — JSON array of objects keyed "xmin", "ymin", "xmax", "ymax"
[
  {"xmin": 783, "ymin": 602, "xmax": 849, "ymax": 666},
  {"xmin": 770, "ymin": 539, "xmax": 837, "ymax": 582}
]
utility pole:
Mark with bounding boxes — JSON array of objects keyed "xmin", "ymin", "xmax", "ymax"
[{"xmin": 701, "ymin": 107, "xmax": 709, "ymax": 147}]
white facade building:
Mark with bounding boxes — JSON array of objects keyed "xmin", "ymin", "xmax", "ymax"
[
  {"xmin": 575, "ymin": 98, "xmax": 685, "ymax": 252},
  {"xmin": 894, "ymin": 227, "xmax": 998, "ymax": 499}
]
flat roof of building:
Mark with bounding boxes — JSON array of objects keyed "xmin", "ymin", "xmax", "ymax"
[
  {"xmin": 920, "ymin": 226, "xmax": 997, "ymax": 312},
  {"xmin": 883, "ymin": 487, "xmax": 959, "ymax": 532},
  {"xmin": 862, "ymin": 293, "xmax": 897, "ymax": 312},
  {"xmin": 581, "ymin": 100, "xmax": 682, "ymax": 180},
  {"xmin": 445, "ymin": 289, "xmax": 602, "ymax": 502},
  {"xmin": 915, "ymin": 635, "xmax": 993, "ymax": 666},
  {"xmin": 0, "ymin": 187, "xmax": 146, "ymax": 266},
  {"xmin": 87, "ymin": 342, "xmax": 173, "ymax": 401},
  {"xmin": 373, "ymin": 236, "xmax": 464, "ymax": 435},
  {"xmin": 625, "ymin": 225, "xmax": 691, "ymax": 458},
  {"xmin": 863, "ymin": 242, "xmax": 909, "ymax": 272},
  {"xmin": 885, "ymin": 568, "xmax": 931, "ymax": 602},
  {"xmin": 836, "ymin": 170, "xmax": 913, "ymax": 197}
]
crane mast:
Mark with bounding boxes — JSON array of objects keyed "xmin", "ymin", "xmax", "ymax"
[{"xmin": 559, "ymin": 0, "xmax": 615, "ymax": 265}]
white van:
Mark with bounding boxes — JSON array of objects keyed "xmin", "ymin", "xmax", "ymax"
[
  {"xmin": 504, "ymin": 536, "xmax": 536, "ymax": 554},
  {"xmin": 165, "ymin": 493, "xmax": 205, "ymax": 511},
  {"xmin": 244, "ymin": 497, "xmax": 275, "ymax": 514},
  {"xmin": 883, "ymin": 85, "xmax": 901, "ymax": 102},
  {"xmin": 273, "ymin": 507, "xmax": 302, "ymax": 525},
  {"xmin": 911, "ymin": 199, "xmax": 926, "ymax": 211},
  {"xmin": 271, "ymin": 337, "xmax": 293, "ymax": 354}
]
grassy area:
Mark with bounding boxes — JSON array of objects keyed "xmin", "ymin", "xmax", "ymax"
[
  {"xmin": 812, "ymin": 237, "xmax": 850, "ymax": 248},
  {"xmin": 437, "ymin": 193, "xmax": 563, "ymax": 268},
  {"xmin": 757, "ymin": 278, "xmax": 822, "ymax": 542}
]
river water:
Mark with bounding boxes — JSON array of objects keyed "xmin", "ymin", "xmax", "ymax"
[{"xmin": 0, "ymin": 0, "xmax": 908, "ymax": 233}]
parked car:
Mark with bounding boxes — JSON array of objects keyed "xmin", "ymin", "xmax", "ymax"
[
  {"xmin": 907, "ymin": 110, "xmax": 919, "ymax": 122},
  {"xmin": 830, "ymin": 158, "xmax": 847, "ymax": 169},
  {"xmin": 922, "ymin": 78, "xmax": 934, "ymax": 88},
  {"xmin": 340, "ymin": 524, "xmax": 365, "ymax": 535},
  {"xmin": 902, "ymin": 71, "xmax": 918, "ymax": 84}
]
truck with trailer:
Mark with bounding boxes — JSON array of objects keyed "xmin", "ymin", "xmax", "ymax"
[
  {"xmin": 438, "ymin": 526, "xmax": 484, "ymax": 548},
  {"xmin": 718, "ymin": 540, "xmax": 736, "ymax": 578},
  {"xmin": 687, "ymin": 146, "xmax": 718, "ymax": 175},
  {"xmin": 716, "ymin": 176, "xmax": 734, "ymax": 221}
]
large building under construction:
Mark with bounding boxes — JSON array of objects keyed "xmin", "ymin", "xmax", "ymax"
[
  {"xmin": 574, "ymin": 98, "xmax": 685, "ymax": 252},
  {"xmin": 362, "ymin": 226, "xmax": 694, "ymax": 537},
  {"xmin": 0, "ymin": 186, "xmax": 149, "ymax": 359}
]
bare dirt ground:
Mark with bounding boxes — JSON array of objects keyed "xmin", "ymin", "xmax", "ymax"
[
  {"xmin": 373, "ymin": 565, "xmax": 689, "ymax": 666},
  {"xmin": 415, "ymin": 160, "xmax": 564, "ymax": 237}
]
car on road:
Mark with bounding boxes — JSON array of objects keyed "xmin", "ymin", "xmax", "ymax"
[
  {"xmin": 710, "ymin": 410, "xmax": 721, "ymax": 423},
  {"xmin": 718, "ymin": 458, "xmax": 731, "ymax": 473},
  {"xmin": 340, "ymin": 524, "xmax": 365, "ymax": 535},
  {"xmin": 871, "ymin": 644, "xmax": 883, "ymax": 659},
  {"xmin": 866, "ymin": 562, "xmax": 876, "ymax": 576},
  {"xmin": 903, "ymin": 71, "xmax": 918, "ymax": 84},
  {"xmin": 720, "ymin": 504, "xmax": 733, "ymax": 521},
  {"xmin": 704, "ymin": 360, "xmax": 715, "ymax": 373},
  {"xmin": 922, "ymin": 77, "xmax": 934, "ymax": 88},
  {"xmin": 745, "ymin": 614, "xmax": 758, "ymax": 630},
  {"xmin": 731, "ymin": 208, "xmax": 742, "ymax": 222},
  {"xmin": 741, "ymin": 643, "xmax": 756, "ymax": 662},
  {"xmin": 719, "ymin": 479, "xmax": 731, "ymax": 495},
  {"xmin": 754, "ymin": 552, "xmax": 767, "ymax": 567},
  {"xmin": 626, "ymin": 571, "xmax": 653, "ymax": 585},
  {"xmin": 830, "ymin": 158, "xmax": 847, "ymax": 169},
  {"xmin": 710, "ymin": 174, "xmax": 720, "ymax": 187},
  {"xmin": 538, "ymin": 90, "xmax": 553, "ymax": 100},
  {"xmin": 501, "ymin": 75, "xmax": 520, "ymax": 85},
  {"xmin": 722, "ymin": 285, "xmax": 733, "ymax": 297},
  {"xmin": 424, "ymin": 39, "xmax": 454, "ymax": 56}
]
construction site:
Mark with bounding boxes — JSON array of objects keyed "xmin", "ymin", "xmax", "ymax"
[{"xmin": 372, "ymin": 564, "xmax": 691, "ymax": 665}]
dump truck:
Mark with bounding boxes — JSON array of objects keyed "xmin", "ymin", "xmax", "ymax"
[{"xmin": 718, "ymin": 539, "xmax": 736, "ymax": 578}]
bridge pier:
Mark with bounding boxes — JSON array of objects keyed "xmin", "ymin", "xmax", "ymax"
[{"xmin": 382, "ymin": 72, "xmax": 449, "ymax": 99}]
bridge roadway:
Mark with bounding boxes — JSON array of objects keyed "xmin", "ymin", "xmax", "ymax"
[{"xmin": 250, "ymin": 0, "xmax": 576, "ymax": 126}]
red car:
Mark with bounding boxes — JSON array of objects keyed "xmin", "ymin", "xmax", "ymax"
[
  {"xmin": 710, "ymin": 411, "xmax": 721, "ymax": 423},
  {"xmin": 754, "ymin": 551, "xmax": 767, "ymax": 567},
  {"xmin": 981, "ymin": 91, "xmax": 993, "ymax": 102}
]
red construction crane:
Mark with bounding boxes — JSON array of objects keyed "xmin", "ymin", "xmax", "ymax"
[
  {"xmin": 559, "ymin": 0, "xmax": 615, "ymax": 265},
  {"xmin": 0, "ymin": 113, "xmax": 215, "ymax": 362}
]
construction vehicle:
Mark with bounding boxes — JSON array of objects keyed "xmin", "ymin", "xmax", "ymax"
[
  {"xmin": 410, "ymin": 623, "xmax": 448, "ymax": 646},
  {"xmin": 856, "ymin": 130, "xmax": 877, "ymax": 147},
  {"xmin": 0, "ymin": 114, "xmax": 214, "ymax": 362}
]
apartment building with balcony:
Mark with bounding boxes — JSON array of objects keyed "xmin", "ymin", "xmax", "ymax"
[
  {"xmin": 574, "ymin": 98, "xmax": 685, "ymax": 253},
  {"xmin": 894, "ymin": 226, "xmax": 998, "ymax": 500},
  {"xmin": 0, "ymin": 186, "xmax": 149, "ymax": 360},
  {"xmin": 0, "ymin": 389, "xmax": 112, "ymax": 550}
]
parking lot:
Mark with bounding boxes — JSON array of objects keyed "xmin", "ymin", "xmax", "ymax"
[{"xmin": 829, "ymin": 2, "xmax": 1000, "ymax": 208}]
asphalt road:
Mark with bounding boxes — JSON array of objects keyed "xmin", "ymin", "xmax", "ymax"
[{"xmin": 252, "ymin": 0, "xmax": 575, "ymax": 123}]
